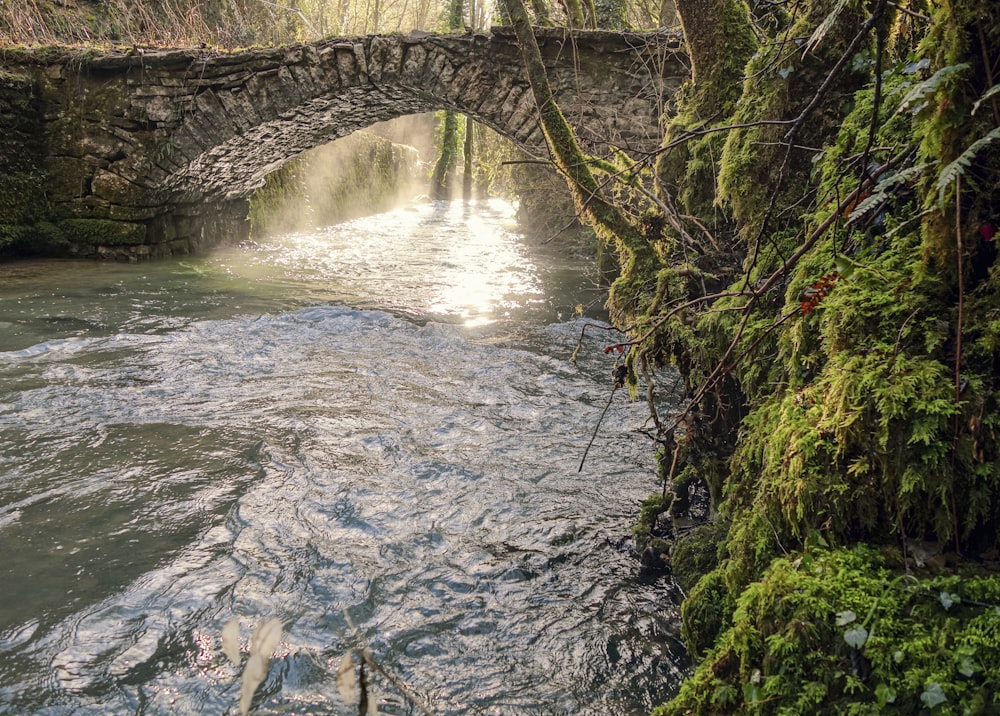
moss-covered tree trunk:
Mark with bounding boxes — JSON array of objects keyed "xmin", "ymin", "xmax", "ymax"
[
  {"xmin": 498, "ymin": 0, "xmax": 657, "ymax": 321},
  {"xmin": 430, "ymin": 0, "xmax": 465, "ymax": 199},
  {"xmin": 430, "ymin": 110, "xmax": 460, "ymax": 199}
]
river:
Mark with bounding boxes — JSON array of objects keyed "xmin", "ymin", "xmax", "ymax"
[{"xmin": 0, "ymin": 200, "xmax": 686, "ymax": 714}]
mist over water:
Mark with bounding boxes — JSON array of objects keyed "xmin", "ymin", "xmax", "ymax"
[{"xmin": 0, "ymin": 200, "xmax": 686, "ymax": 714}]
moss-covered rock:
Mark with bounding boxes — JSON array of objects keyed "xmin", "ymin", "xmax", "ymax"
[
  {"xmin": 671, "ymin": 519, "xmax": 729, "ymax": 594},
  {"xmin": 0, "ymin": 221, "xmax": 68, "ymax": 256},
  {"xmin": 57, "ymin": 218, "xmax": 147, "ymax": 246},
  {"xmin": 660, "ymin": 546, "xmax": 1000, "ymax": 715}
]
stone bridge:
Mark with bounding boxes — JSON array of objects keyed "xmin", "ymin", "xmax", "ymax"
[{"xmin": 1, "ymin": 27, "xmax": 686, "ymax": 258}]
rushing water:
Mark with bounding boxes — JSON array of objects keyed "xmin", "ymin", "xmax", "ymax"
[{"xmin": 0, "ymin": 200, "xmax": 686, "ymax": 715}]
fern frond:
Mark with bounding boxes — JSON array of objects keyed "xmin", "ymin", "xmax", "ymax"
[
  {"xmin": 894, "ymin": 63, "xmax": 969, "ymax": 116},
  {"xmin": 803, "ymin": 0, "xmax": 852, "ymax": 56},
  {"xmin": 936, "ymin": 127, "xmax": 1000, "ymax": 207},
  {"xmin": 972, "ymin": 83, "xmax": 1000, "ymax": 116},
  {"xmin": 848, "ymin": 164, "xmax": 928, "ymax": 222}
]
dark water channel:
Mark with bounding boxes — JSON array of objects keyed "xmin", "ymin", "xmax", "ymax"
[{"xmin": 0, "ymin": 200, "xmax": 686, "ymax": 714}]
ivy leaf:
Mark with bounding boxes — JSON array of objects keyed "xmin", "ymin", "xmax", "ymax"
[
  {"xmin": 833, "ymin": 255, "xmax": 857, "ymax": 280},
  {"xmin": 940, "ymin": 591, "xmax": 963, "ymax": 609},
  {"xmin": 835, "ymin": 610, "xmax": 857, "ymax": 626},
  {"xmin": 843, "ymin": 625, "xmax": 868, "ymax": 649},
  {"xmin": 920, "ymin": 682, "xmax": 947, "ymax": 708},
  {"xmin": 957, "ymin": 655, "xmax": 979, "ymax": 678},
  {"xmin": 743, "ymin": 682, "xmax": 763, "ymax": 704},
  {"xmin": 875, "ymin": 682, "xmax": 897, "ymax": 706}
]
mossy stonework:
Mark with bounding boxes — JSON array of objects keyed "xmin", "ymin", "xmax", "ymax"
[{"xmin": 0, "ymin": 28, "xmax": 684, "ymax": 261}]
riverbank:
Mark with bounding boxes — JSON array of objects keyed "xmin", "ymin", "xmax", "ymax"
[{"xmin": 602, "ymin": 1, "xmax": 1000, "ymax": 712}]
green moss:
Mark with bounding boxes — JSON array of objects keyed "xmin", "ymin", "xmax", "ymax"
[
  {"xmin": 57, "ymin": 218, "xmax": 146, "ymax": 245},
  {"xmin": 672, "ymin": 519, "xmax": 730, "ymax": 594},
  {"xmin": 0, "ymin": 221, "xmax": 67, "ymax": 256},
  {"xmin": 679, "ymin": 567, "xmax": 733, "ymax": 662},
  {"xmin": 661, "ymin": 546, "xmax": 1000, "ymax": 715}
]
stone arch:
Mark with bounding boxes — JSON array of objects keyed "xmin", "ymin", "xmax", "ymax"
[{"xmin": 13, "ymin": 28, "xmax": 685, "ymax": 257}]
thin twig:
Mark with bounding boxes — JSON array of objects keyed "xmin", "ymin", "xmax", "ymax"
[
  {"xmin": 579, "ymin": 386, "xmax": 619, "ymax": 472},
  {"xmin": 886, "ymin": 1, "xmax": 929, "ymax": 21},
  {"xmin": 657, "ymin": 119, "xmax": 796, "ymax": 154},
  {"xmin": 952, "ymin": 173, "xmax": 963, "ymax": 555},
  {"xmin": 857, "ymin": 2, "xmax": 885, "ymax": 186},
  {"xmin": 570, "ymin": 320, "xmax": 625, "ymax": 363},
  {"xmin": 955, "ymin": 173, "xmax": 964, "ymax": 407},
  {"xmin": 614, "ymin": 290, "xmax": 751, "ymax": 350}
]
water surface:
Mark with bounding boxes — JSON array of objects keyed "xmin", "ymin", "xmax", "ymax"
[{"xmin": 0, "ymin": 200, "xmax": 685, "ymax": 714}]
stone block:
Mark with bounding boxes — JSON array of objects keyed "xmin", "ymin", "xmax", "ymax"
[{"xmin": 91, "ymin": 169, "xmax": 144, "ymax": 205}]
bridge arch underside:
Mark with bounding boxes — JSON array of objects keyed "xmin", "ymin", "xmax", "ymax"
[{"xmin": 167, "ymin": 87, "xmax": 529, "ymax": 206}]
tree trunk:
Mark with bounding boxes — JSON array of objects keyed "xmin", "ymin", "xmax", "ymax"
[
  {"xmin": 528, "ymin": 0, "xmax": 551, "ymax": 26},
  {"xmin": 658, "ymin": 0, "xmax": 677, "ymax": 27},
  {"xmin": 430, "ymin": 111, "xmax": 460, "ymax": 199},
  {"xmin": 463, "ymin": 116, "xmax": 474, "ymax": 200},
  {"xmin": 497, "ymin": 0, "xmax": 656, "ymax": 317},
  {"xmin": 674, "ymin": 0, "xmax": 754, "ymax": 98},
  {"xmin": 430, "ymin": 0, "xmax": 465, "ymax": 199},
  {"xmin": 561, "ymin": 0, "xmax": 586, "ymax": 28}
]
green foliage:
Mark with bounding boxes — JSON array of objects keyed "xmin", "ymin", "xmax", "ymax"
[
  {"xmin": 661, "ymin": 546, "xmax": 1000, "ymax": 715},
  {"xmin": 640, "ymin": 0, "xmax": 1000, "ymax": 712},
  {"xmin": 0, "ymin": 171, "xmax": 49, "ymax": 224}
]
